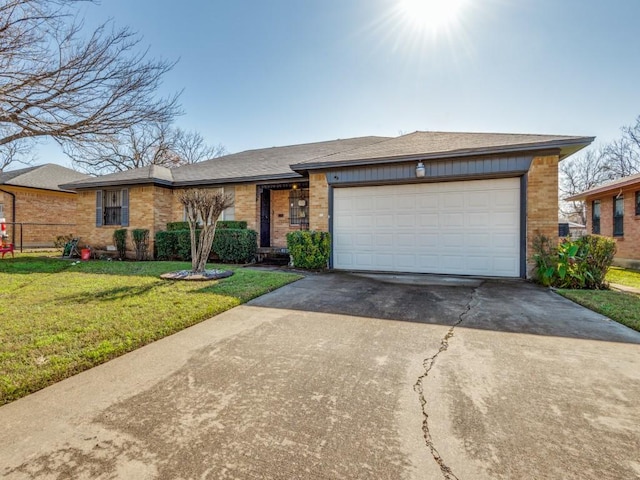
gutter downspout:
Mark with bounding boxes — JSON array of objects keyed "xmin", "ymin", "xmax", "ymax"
[{"xmin": 0, "ymin": 187, "xmax": 16, "ymax": 246}]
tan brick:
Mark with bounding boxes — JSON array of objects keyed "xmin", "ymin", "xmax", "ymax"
[
  {"xmin": 526, "ymin": 155, "xmax": 560, "ymax": 276},
  {"xmin": 0, "ymin": 186, "xmax": 77, "ymax": 247},
  {"xmin": 235, "ymin": 184, "xmax": 258, "ymax": 231},
  {"xmin": 309, "ymin": 173, "xmax": 329, "ymax": 231}
]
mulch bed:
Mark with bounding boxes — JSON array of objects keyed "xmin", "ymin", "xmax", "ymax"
[{"xmin": 160, "ymin": 269, "xmax": 234, "ymax": 281}]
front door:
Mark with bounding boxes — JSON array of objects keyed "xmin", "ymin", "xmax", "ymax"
[{"xmin": 260, "ymin": 189, "xmax": 271, "ymax": 247}]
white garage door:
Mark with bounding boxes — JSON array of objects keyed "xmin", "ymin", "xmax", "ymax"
[{"xmin": 333, "ymin": 178, "xmax": 521, "ymax": 277}]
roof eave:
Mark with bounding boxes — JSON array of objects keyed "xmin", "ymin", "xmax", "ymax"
[
  {"xmin": 60, "ymin": 178, "xmax": 174, "ymax": 190},
  {"xmin": 566, "ymin": 176, "xmax": 640, "ymax": 202},
  {"xmin": 291, "ymin": 137, "xmax": 595, "ymax": 172},
  {"xmin": 173, "ymin": 172, "xmax": 303, "ymax": 187}
]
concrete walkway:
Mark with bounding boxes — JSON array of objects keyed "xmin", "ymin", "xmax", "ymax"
[{"xmin": 1, "ymin": 273, "xmax": 639, "ymax": 479}]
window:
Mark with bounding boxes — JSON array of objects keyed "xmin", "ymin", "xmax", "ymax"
[
  {"xmin": 613, "ymin": 196, "xmax": 624, "ymax": 237},
  {"xmin": 0, "ymin": 203, "xmax": 4, "ymax": 220},
  {"xmin": 289, "ymin": 188, "xmax": 309, "ymax": 227},
  {"xmin": 592, "ymin": 200, "xmax": 600, "ymax": 234},
  {"xmin": 96, "ymin": 189, "xmax": 129, "ymax": 227},
  {"xmin": 636, "ymin": 191, "xmax": 640, "ymax": 216}
]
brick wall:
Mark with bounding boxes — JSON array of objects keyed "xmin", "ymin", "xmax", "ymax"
[
  {"xmin": 235, "ymin": 184, "xmax": 257, "ymax": 231},
  {"xmin": 309, "ymin": 173, "xmax": 329, "ymax": 231},
  {"xmin": 76, "ymin": 186, "xmax": 174, "ymax": 257},
  {"xmin": 585, "ymin": 184, "xmax": 640, "ymax": 261},
  {"xmin": 0, "ymin": 186, "xmax": 77, "ymax": 247},
  {"xmin": 526, "ymin": 155, "xmax": 560, "ymax": 276}
]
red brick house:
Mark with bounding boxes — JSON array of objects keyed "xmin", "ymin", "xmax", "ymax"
[
  {"xmin": 62, "ymin": 131, "xmax": 593, "ymax": 278},
  {"xmin": 0, "ymin": 164, "xmax": 89, "ymax": 247},
  {"xmin": 567, "ymin": 172, "xmax": 640, "ymax": 268}
]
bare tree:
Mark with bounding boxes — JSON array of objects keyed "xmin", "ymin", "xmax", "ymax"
[
  {"xmin": 178, "ymin": 189, "xmax": 234, "ymax": 275},
  {"xmin": 0, "ymin": 139, "xmax": 33, "ymax": 171},
  {"xmin": 559, "ymin": 116, "xmax": 640, "ymax": 223},
  {"xmin": 65, "ymin": 122, "xmax": 227, "ymax": 174},
  {"xmin": 602, "ymin": 117, "xmax": 640, "ymax": 178},
  {"xmin": 0, "ymin": 0, "xmax": 180, "ymax": 170},
  {"xmin": 171, "ymin": 128, "xmax": 227, "ymax": 165},
  {"xmin": 64, "ymin": 121, "xmax": 174, "ymax": 174},
  {"xmin": 559, "ymin": 147, "xmax": 609, "ymax": 225}
]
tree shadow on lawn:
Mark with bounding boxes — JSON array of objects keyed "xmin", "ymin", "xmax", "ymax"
[
  {"xmin": 55, "ymin": 283, "xmax": 163, "ymax": 304},
  {"xmin": 0, "ymin": 257, "xmax": 236, "ymax": 279}
]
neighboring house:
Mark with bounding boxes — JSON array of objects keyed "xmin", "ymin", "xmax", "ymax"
[
  {"xmin": 61, "ymin": 131, "xmax": 593, "ymax": 278},
  {"xmin": 567, "ymin": 172, "xmax": 640, "ymax": 267},
  {"xmin": 0, "ymin": 164, "xmax": 89, "ymax": 247},
  {"xmin": 558, "ymin": 218, "xmax": 586, "ymax": 239}
]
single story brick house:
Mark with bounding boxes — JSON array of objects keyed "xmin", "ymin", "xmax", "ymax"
[
  {"xmin": 61, "ymin": 131, "xmax": 593, "ymax": 278},
  {"xmin": 0, "ymin": 164, "xmax": 88, "ymax": 247},
  {"xmin": 567, "ymin": 172, "xmax": 640, "ymax": 268}
]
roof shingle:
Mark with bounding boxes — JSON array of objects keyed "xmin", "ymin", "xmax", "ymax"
[{"xmin": 0, "ymin": 164, "xmax": 89, "ymax": 192}]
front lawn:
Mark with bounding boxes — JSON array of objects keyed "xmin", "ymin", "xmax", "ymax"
[
  {"xmin": 606, "ymin": 266, "xmax": 640, "ymax": 289},
  {"xmin": 0, "ymin": 256, "xmax": 300, "ymax": 405},
  {"xmin": 558, "ymin": 265, "xmax": 640, "ymax": 334},
  {"xmin": 558, "ymin": 289, "xmax": 640, "ymax": 333}
]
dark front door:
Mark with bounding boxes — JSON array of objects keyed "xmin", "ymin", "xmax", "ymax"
[{"xmin": 260, "ymin": 189, "xmax": 271, "ymax": 247}]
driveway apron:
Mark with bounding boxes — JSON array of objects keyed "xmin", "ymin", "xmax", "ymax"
[{"xmin": 1, "ymin": 273, "xmax": 639, "ymax": 479}]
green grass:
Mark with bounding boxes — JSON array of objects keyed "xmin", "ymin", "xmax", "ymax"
[
  {"xmin": 606, "ymin": 267, "xmax": 640, "ymax": 289},
  {"xmin": 0, "ymin": 256, "xmax": 301, "ymax": 405},
  {"xmin": 557, "ymin": 267, "xmax": 640, "ymax": 334}
]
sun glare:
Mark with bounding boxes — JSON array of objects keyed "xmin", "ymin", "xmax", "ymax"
[{"xmin": 399, "ymin": 0, "xmax": 467, "ymax": 33}]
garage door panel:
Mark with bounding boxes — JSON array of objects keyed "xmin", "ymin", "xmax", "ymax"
[{"xmin": 333, "ymin": 178, "xmax": 520, "ymax": 277}]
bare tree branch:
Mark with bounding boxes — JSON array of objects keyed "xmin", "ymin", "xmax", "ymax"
[
  {"xmin": 65, "ymin": 121, "xmax": 226, "ymax": 174},
  {"xmin": 0, "ymin": 0, "xmax": 181, "ymax": 170}
]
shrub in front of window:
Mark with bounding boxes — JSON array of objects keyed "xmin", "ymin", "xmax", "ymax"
[
  {"xmin": 286, "ymin": 231, "xmax": 331, "ymax": 270},
  {"xmin": 216, "ymin": 220, "xmax": 248, "ymax": 230},
  {"xmin": 166, "ymin": 222, "xmax": 190, "ymax": 231},
  {"xmin": 531, "ymin": 234, "xmax": 616, "ymax": 289},
  {"xmin": 212, "ymin": 229, "xmax": 257, "ymax": 263}
]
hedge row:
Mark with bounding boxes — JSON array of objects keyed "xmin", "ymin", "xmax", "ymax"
[
  {"xmin": 155, "ymin": 228, "xmax": 257, "ymax": 263},
  {"xmin": 166, "ymin": 220, "xmax": 247, "ymax": 231}
]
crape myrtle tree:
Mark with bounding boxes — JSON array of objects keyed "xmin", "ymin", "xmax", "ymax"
[
  {"xmin": 178, "ymin": 189, "xmax": 234, "ymax": 275},
  {"xmin": 560, "ymin": 116, "xmax": 640, "ymax": 224},
  {"xmin": 0, "ymin": 0, "xmax": 180, "ymax": 172}
]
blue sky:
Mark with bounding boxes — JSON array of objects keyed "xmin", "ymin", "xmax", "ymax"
[{"xmin": 37, "ymin": 0, "xmax": 640, "ymax": 168}]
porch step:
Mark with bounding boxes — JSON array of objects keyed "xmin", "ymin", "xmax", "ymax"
[{"xmin": 257, "ymin": 247, "xmax": 290, "ymax": 266}]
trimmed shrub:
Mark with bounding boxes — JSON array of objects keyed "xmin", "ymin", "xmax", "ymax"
[
  {"xmin": 212, "ymin": 229, "xmax": 257, "ymax": 263},
  {"xmin": 155, "ymin": 230, "xmax": 178, "ymax": 260},
  {"xmin": 131, "ymin": 229, "xmax": 150, "ymax": 261},
  {"xmin": 113, "ymin": 229, "xmax": 127, "ymax": 259},
  {"xmin": 156, "ymin": 227, "xmax": 257, "ymax": 263},
  {"xmin": 287, "ymin": 231, "xmax": 331, "ymax": 270},
  {"xmin": 167, "ymin": 222, "xmax": 190, "ymax": 231},
  {"xmin": 217, "ymin": 220, "xmax": 247, "ymax": 230},
  {"xmin": 155, "ymin": 229, "xmax": 199, "ymax": 260},
  {"xmin": 531, "ymin": 234, "xmax": 616, "ymax": 289}
]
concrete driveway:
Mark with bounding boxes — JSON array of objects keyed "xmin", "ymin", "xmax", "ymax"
[{"xmin": 1, "ymin": 273, "xmax": 639, "ymax": 479}]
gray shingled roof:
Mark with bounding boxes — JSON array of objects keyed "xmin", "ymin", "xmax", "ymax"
[
  {"xmin": 291, "ymin": 131, "xmax": 595, "ymax": 170},
  {"xmin": 171, "ymin": 136, "xmax": 389, "ymax": 185},
  {"xmin": 0, "ymin": 164, "xmax": 89, "ymax": 192},
  {"xmin": 61, "ymin": 136, "xmax": 390, "ymax": 189},
  {"xmin": 565, "ymin": 172, "xmax": 640, "ymax": 201},
  {"xmin": 60, "ymin": 164, "xmax": 173, "ymax": 189},
  {"xmin": 59, "ymin": 131, "xmax": 595, "ymax": 190}
]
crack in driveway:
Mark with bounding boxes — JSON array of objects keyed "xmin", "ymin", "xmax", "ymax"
[{"xmin": 414, "ymin": 281, "xmax": 483, "ymax": 480}]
